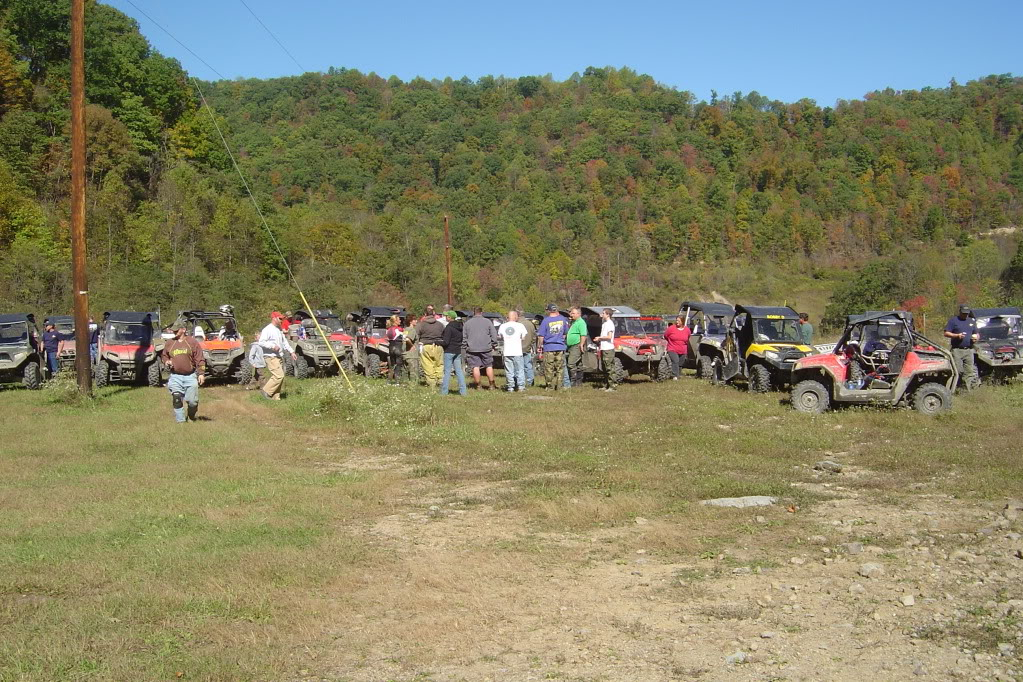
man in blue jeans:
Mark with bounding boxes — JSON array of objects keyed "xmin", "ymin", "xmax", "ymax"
[
  {"xmin": 439, "ymin": 310, "xmax": 467, "ymax": 396},
  {"xmin": 160, "ymin": 322, "xmax": 206, "ymax": 422}
]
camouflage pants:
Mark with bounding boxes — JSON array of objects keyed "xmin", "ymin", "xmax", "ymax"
[
  {"xmin": 601, "ymin": 349, "xmax": 616, "ymax": 389},
  {"xmin": 543, "ymin": 351, "xmax": 565, "ymax": 389}
]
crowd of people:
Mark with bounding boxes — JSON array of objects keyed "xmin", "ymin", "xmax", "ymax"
[{"xmin": 155, "ymin": 303, "xmax": 989, "ymax": 423}]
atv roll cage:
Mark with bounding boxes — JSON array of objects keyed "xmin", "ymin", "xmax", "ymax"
[{"xmin": 678, "ymin": 302, "xmax": 734, "ymax": 335}]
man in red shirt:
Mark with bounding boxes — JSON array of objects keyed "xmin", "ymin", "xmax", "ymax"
[{"xmin": 663, "ymin": 315, "xmax": 691, "ymax": 381}]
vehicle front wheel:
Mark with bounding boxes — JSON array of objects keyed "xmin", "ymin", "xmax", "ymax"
[
  {"xmin": 294, "ymin": 353, "xmax": 311, "ymax": 379},
  {"xmin": 655, "ymin": 356, "xmax": 671, "ymax": 382},
  {"xmin": 610, "ymin": 357, "xmax": 628, "ymax": 386},
  {"xmin": 912, "ymin": 382, "xmax": 952, "ymax": 416},
  {"xmin": 791, "ymin": 379, "xmax": 829, "ymax": 414},
  {"xmin": 236, "ymin": 358, "xmax": 254, "ymax": 384},
  {"xmin": 365, "ymin": 352, "xmax": 381, "ymax": 378},
  {"xmin": 22, "ymin": 361, "xmax": 41, "ymax": 390},
  {"xmin": 749, "ymin": 363, "xmax": 772, "ymax": 393},
  {"xmin": 93, "ymin": 361, "xmax": 109, "ymax": 388},
  {"xmin": 697, "ymin": 355, "xmax": 714, "ymax": 381},
  {"xmin": 147, "ymin": 361, "xmax": 163, "ymax": 387}
]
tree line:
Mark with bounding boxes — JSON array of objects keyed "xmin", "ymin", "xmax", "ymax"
[{"xmin": 0, "ymin": 0, "xmax": 1021, "ymax": 333}]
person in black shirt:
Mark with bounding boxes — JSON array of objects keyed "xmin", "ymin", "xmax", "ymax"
[
  {"xmin": 944, "ymin": 304, "xmax": 980, "ymax": 391},
  {"xmin": 439, "ymin": 310, "xmax": 467, "ymax": 396}
]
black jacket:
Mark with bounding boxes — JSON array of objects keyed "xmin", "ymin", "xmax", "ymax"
[{"xmin": 441, "ymin": 320, "xmax": 464, "ymax": 354}]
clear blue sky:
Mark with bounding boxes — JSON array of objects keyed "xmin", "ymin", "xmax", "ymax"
[{"xmin": 107, "ymin": 0, "xmax": 1021, "ymax": 106}]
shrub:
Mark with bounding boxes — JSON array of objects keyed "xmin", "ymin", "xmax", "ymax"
[{"xmin": 309, "ymin": 378, "xmax": 436, "ymax": 430}]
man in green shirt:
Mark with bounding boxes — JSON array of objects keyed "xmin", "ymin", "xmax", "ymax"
[
  {"xmin": 566, "ymin": 306, "xmax": 588, "ymax": 388},
  {"xmin": 797, "ymin": 312, "xmax": 814, "ymax": 346}
]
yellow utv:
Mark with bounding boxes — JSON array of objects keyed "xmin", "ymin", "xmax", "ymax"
[{"xmin": 713, "ymin": 305, "xmax": 814, "ymax": 392}]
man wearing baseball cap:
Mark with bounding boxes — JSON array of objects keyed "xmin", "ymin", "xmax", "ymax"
[
  {"xmin": 537, "ymin": 304, "xmax": 569, "ymax": 390},
  {"xmin": 160, "ymin": 321, "xmax": 206, "ymax": 422},
  {"xmin": 944, "ymin": 304, "xmax": 980, "ymax": 391},
  {"xmin": 258, "ymin": 312, "xmax": 297, "ymax": 400}
]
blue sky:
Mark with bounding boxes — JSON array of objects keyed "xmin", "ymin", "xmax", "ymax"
[{"xmin": 108, "ymin": 0, "xmax": 1021, "ymax": 106}]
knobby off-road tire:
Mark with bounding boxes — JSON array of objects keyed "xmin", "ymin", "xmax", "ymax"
[
  {"xmin": 791, "ymin": 379, "xmax": 829, "ymax": 414},
  {"xmin": 283, "ymin": 355, "xmax": 295, "ymax": 377},
  {"xmin": 912, "ymin": 382, "xmax": 952, "ymax": 416},
  {"xmin": 610, "ymin": 357, "xmax": 628, "ymax": 386},
  {"xmin": 93, "ymin": 361, "xmax": 110, "ymax": 388},
  {"xmin": 847, "ymin": 361, "xmax": 865, "ymax": 386},
  {"xmin": 655, "ymin": 356, "xmax": 671, "ymax": 382},
  {"xmin": 22, "ymin": 361, "xmax": 41, "ymax": 390},
  {"xmin": 365, "ymin": 352, "xmax": 381, "ymax": 379},
  {"xmin": 749, "ymin": 363, "xmax": 772, "ymax": 393},
  {"xmin": 235, "ymin": 358, "xmax": 254, "ymax": 385},
  {"xmin": 294, "ymin": 353, "xmax": 312, "ymax": 379},
  {"xmin": 697, "ymin": 355, "xmax": 715, "ymax": 381},
  {"xmin": 147, "ymin": 361, "xmax": 163, "ymax": 387},
  {"xmin": 341, "ymin": 351, "xmax": 354, "ymax": 373}
]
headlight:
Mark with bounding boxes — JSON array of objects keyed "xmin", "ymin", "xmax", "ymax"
[
  {"xmin": 12, "ymin": 351, "xmax": 27, "ymax": 363},
  {"xmin": 978, "ymin": 349, "xmax": 992, "ymax": 358},
  {"xmin": 765, "ymin": 351, "xmax": 780, "ymax": 361}
]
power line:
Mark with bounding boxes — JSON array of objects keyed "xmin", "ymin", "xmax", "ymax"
[
  {"xmin": 237, "ymin": 0, "xmax": 305, "ymax": 74},
  {"xmin": 190, "ymin": 77, "xmax": 354, "ymax": 390},
  {"xmin": 120, "ymin": 0, "xmax": 226, "ymax": 80}
]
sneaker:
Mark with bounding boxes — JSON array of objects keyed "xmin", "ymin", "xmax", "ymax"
[
  {"xmin": 672, "ymin": 377, "xmax": 679, "ymax": 381},
  {"xmin": 260, "ymin": 390, "xmax": 272, "ymax": 400}
]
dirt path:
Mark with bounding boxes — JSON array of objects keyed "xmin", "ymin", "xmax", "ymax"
[{"xmin": 292, "ymin": 446, "xmax": 1023, "ymax": 681}]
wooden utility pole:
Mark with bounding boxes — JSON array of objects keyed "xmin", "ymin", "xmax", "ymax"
[
  {"xmin": 70, "ymin": 0, "xmax": 92, "ymax": 395},
  {"xmin": 443, "ymin": 214, "xmax": 453, "ymax": 307}
]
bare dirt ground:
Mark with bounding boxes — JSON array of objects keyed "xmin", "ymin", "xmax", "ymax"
[{"xmin": 283, "ymin": 436, "xmax": 1023, "ymax": 682}]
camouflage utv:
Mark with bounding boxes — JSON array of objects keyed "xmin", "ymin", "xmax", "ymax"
[
  {"xmin": 286, "ymin": 309, "xmax": 354, "ymax": 379},
  {"xmin": 94, "ymin": 311, "xmax": 164, "ymax": 387},
  {"xmin": 971, "ymin": 307, "xmax": 1023, "ymax": 383},
  {"xmin": 677, "ymin": 302, "xmax": 735, "ymax": 380},
  {"xmin": 0, "ymin": 313, "xmax": 43, "ymax": 389}
]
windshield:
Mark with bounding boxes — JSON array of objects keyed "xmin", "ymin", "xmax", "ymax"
[
  {"xmin": 752, "ymin": 317, "xmax": 802, "ymax": 343},
  {"xmin": 105, "ymin": 322, "xmax": 152, "ymax": 345},
  {"xmin": 316, "ymin": 316, "xmax": 343, "ymax": 332},
  {"xmin": 977, "ymin": 315, "xmax": 1021, "ymax": 341},
  {"xmin": 188, "ymin": 317, "xmax": 235, "ymax": 336},
  {"xmin": 617, "ymin": 318, "xmax": 648, "ymax": 336},
  {"xmin": 848, "ymin": 321, "xmax": 910, "ymax": 350},
  {"xmin": 0, "ymin": 322, "xmax": 28, "ymax": 345},
  {"xmin": 641, "ymin": 318, "xmax": 666, "ymax": 335}
]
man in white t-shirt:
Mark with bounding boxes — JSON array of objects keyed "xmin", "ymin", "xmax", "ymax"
[
  {"xmin": 594, "ymin": 307, "xmax": 617, "ymax": 391},
  {"xmin": 498, "ymin": 310, "xmax": 528, "ymax": 392}
]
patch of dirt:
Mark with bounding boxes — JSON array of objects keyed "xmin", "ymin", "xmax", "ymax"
[{"xmin": 293, "ymin": 445, "xmax": 1023, "ymax": 682}]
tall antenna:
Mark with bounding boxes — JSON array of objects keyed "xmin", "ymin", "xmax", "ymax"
[{"xmin": 70, "ymin": 0, "xmax": 92, "ymax": 395}]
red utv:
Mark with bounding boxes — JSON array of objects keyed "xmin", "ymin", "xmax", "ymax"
[
  {"xmin": 94, "ymin": 311, "xmax": 164, "ymax": 387},
  {"xmin": 349, "ymin": 306, "xmax": 407, "ymax": 378},
  {"xmin": 790, "ymin": 311, "xmax": 957, "ymax": 415}
]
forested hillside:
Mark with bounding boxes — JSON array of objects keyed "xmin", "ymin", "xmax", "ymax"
[{"xmin": 1, "ymin": 1, "xmax": 1022, "ymax": 329}]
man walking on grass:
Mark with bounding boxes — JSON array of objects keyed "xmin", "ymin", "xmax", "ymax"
[
  {"xmin": 463, "ymin": 306, "xmax": 499, "ymax": 389},
  {"xmin": 594, "ymin": 308, "xmax": 617, "ymax": 391},
  {"xmin": 161, "ymin": 322, "xmax": 206, "ymax": 422},
  {"xmin": 257, "ymin": 312, "xmax": 297, "ymax": 400},
  {"xmin": 537, "ymin": 304, "xmax": 568, "ymax": 390},
  {"xmin": 566, "ymin": 306, "xmax": 588, "ymax": 388},
  {"xmin": 499, "ymin": 310, "xmax": 528, "ymax": 392},
  {"xmin": 416, "ymin": 307, "xmax": 445, "ymax": 389}
]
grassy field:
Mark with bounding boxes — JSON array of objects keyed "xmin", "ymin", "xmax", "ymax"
[{"xmin": 1, "ymin": 372, "xmax": 1022, "ymax": 680}]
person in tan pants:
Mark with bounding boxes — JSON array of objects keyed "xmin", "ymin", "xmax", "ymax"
[{"xmin": 257, "ymin": 312, "xmax": 297, "ymax": 400}]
